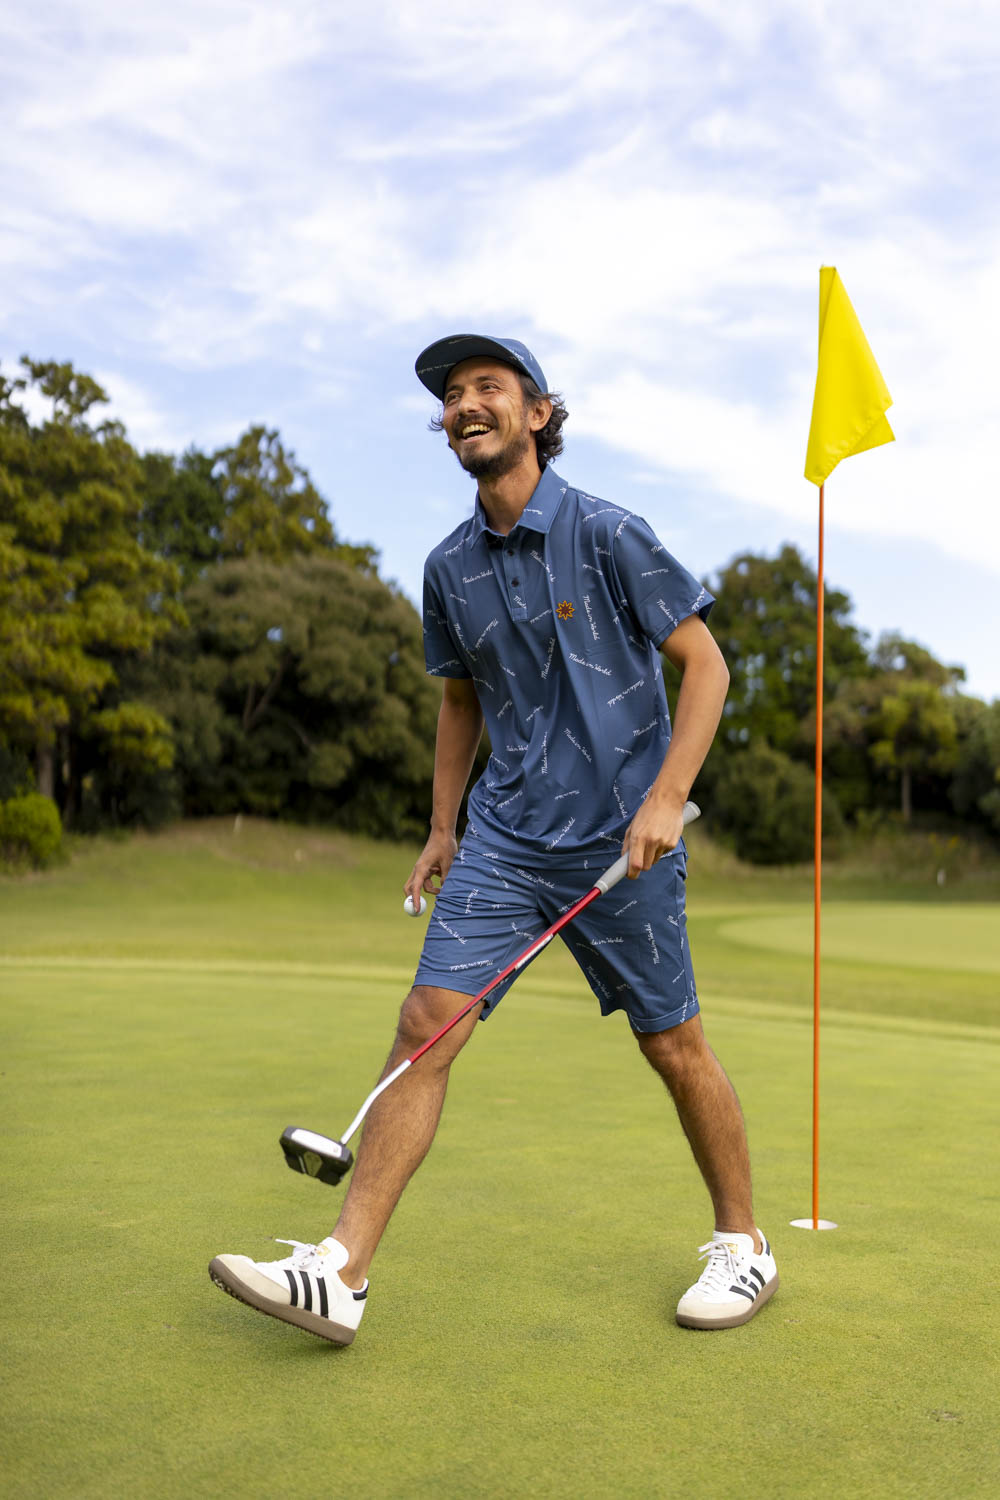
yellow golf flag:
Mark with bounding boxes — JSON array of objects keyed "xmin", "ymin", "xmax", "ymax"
[{"xmin": 804, "ymin": 267, "xmax": 894, "ymax": 486}]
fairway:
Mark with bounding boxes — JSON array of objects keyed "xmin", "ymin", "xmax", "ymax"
[
  {"xmin": 718, "ymin": 903, "xmax": 1000, "ymax": 977},
  {"xmin": 3, "ymin": 824, "xmax": 999, "ymax": 1499}
]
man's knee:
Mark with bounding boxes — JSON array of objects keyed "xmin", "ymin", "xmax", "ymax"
[
  {"xmin": 395, "ymin": 985, "xmax": 480, "ymax": 1059},
  {"xmin": 634, "ymin": 1013, "xmax": 708, "ymax": 1082}
]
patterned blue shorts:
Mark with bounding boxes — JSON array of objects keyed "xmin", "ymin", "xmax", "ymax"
[{"xmin": 414, "ymin": 834, "xmax": 699, "ymax": 1033}]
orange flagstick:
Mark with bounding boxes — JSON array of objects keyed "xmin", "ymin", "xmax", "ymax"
[
  {"xmin": 791, "ymin": 482, "xmax": 835, "ymax": 1230},
  {"xmin": 813, "ymin": 485, "xmax": 825, "ymax": 1230},
  {"xmin": 795, "ymin": 266, "xmax": 895, "ymax": 1233}
]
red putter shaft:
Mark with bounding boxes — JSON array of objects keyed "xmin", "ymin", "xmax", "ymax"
[{"xmin": 336, "ymin": 801, "xmax": 700, "ymax": 1146}]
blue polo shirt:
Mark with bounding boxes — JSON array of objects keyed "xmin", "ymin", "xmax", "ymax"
[{"xmin": 422, "ymin": 465, "xmax": 714, "ymax": 861}]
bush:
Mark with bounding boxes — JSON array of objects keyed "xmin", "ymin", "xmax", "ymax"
[
  {"xmin": 0, "ymin": 744, "xmax": 33, "ymax": 801},
  {"xmin": 712, "ymin": 743, "xmax": 844, "ymax": 864},
  {"xmin": 0, "ymin": 792, "xmax": 63, "ymax": 870}
]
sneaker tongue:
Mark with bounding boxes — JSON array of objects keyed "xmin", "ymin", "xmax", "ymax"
[
  {"xmin": 317, "ymin": 1236, "xmax": 350, "ymax": 1271},
  {"xmin": 712, "ymin": 1231, "xmax": 754, "ymax": 1255}
]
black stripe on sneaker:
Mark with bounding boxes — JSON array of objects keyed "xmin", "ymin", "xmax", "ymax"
[
  {"xmin": 353, "ymin": 1286, "xmax": 368, "ymax": 1302},
  {"xmin": 300, "ymin": 1273, "xmax": 313, "ymax": 1312},
  {"xmin": 317, "ymin": 1276, "xmax": 329, "ymax": 1318},
  {"xmin": 729, "ymin": 1284, "xmax": 756, "ymax": 1302},
  {"xmin": 285, "ymin": 1270, "xmax": 298, "ymax": 1307},
  {"xmin": 748, "ymin": 1265, "xmax": 766, "ymax": 1289}
]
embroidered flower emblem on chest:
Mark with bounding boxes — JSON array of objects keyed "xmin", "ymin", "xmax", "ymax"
[{"xmin": 556, "ymin": 600, "xmax": 575, "ymax": 621}]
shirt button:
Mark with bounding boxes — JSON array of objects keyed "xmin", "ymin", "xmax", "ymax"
[{"xmin": 511, "ymin": 578, "xmax": 520, "ymax": 586}]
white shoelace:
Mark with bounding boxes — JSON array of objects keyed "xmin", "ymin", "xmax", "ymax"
[
  {"xmin": 272, "ymin": 1238, "xmax": 324, "ymax": 1272},
  {"xmin": 691, "ymin": 1239, "xmax": 740, "ymax": 1293}
]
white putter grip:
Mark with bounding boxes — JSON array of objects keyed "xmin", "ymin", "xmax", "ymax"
[{"xmin": 594, "ymin": 801, "xmax": 701, "ymax": 895}]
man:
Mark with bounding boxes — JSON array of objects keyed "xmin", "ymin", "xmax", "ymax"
[{"xmin": 209, "ymin": 334, "xmax": 778, "ymax": 1343}]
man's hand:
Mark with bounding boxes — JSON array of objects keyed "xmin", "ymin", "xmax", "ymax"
[
  {"xmin": 622, "ymin": 791, "xmax": 687, "ymax": 879},
  {"xmin": 620, "ymin": 613, "xmax": 727, "ymax": 880},
  {"xmin": 404, "ymin": 828, "xmax": 458, "ymax": 909}
]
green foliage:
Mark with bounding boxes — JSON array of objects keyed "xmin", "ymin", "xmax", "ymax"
[
  {"xmin": 0, "ymin": 791, "xmax": 62, "ymax": 868},
  {"xmin": 87, "ymin": 702, "xmax": 175, "ymax": 772},
  {"xmin": 817, "ymin": 632, "xmax": 968, "ymax": 825},
  {"xmin": 5, "ymin": 348, "xmax": 993, "ymax": 861},
  {"xmin": 0, "ymin": 357, "xmax": 181, "ymax": 808},
  {"xmin": 950, "ymin": 698, "xmax": 1000, "ymax": 833},
  {"xmin": 870, "ymin": 679, "xmax": 959, "ymax": 821},
  {"xmin": 708, "ymin": 546, "xmax": 869, "ymax": 755},
  {"xmin": 138, "ymin": 448, "xmax": 225, "ymax": 583},
  {"xmin": 168, "ymin": 554, "xmax": 439, "ymax": 837},
  {"xmin": 137, "ymin": 429, "xmax": 379, "ymax": 581},
  {"xmin": 211, "ymin": 426, "xmax": 377, "ymax": 571},
  {"xmin": 0, "ymin": 743, "xmax": 33, "ymax": 801},
  {"xmin": 871, "ymin": 631, "xmax": 965, "ymax": 689},
  {"xmin": 711, "ymin": 742, "xmax": 844, "ymax": 864}
]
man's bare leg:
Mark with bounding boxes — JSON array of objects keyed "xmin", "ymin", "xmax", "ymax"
[
  {"xmin": 332, "ymin": 985, "xmax": 481, "ymax": 1288},
  {"xmin": 635, "ymin": 1013, "xmax": 762, "ymax": 1252}
]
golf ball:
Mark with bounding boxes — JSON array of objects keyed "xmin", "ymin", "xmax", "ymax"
[{"xmin": 403, "ymin": 893, "xmax": 428, "ymax": 917}]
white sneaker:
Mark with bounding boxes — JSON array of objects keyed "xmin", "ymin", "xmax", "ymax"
[
  {"xmin": 209, "ymin": 1236, "xmax": 367, "ymax": 1344},
  {"xmin": 675, "ymin": 1230, "xmax": 778, "ymax": 1329}
]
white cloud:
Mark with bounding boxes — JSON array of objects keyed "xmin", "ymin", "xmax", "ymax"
[{"xmin": 92, "ymin": 369, "xmax": 193, "ymax": 453}]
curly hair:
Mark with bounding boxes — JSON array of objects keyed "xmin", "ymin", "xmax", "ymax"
[
  {"xmin": 518, "ymin": 374, "xmax": 568, "ymax": 468},
  {"xmin": 427, "ymin": 368, "xmax": 569, "ymax": 468}
]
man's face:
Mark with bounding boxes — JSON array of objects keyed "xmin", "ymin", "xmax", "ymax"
[{"xmin": 440, "ymin": 358, "xmax": 547, "ymax": 480}]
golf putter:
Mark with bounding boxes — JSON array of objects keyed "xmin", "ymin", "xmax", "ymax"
[{"xmin": 280, "ymin": 800, "xmax": 701, "ymax": 1186}]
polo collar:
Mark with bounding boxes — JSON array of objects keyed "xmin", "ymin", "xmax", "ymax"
[{"xmin": 471, "ymin": 465, "xmax": 567, "ymax": 542}]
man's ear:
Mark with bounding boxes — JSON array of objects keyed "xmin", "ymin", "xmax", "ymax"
[{"xmin": 528, "ymin": 397, "xmax": 553, "ymax": 432}]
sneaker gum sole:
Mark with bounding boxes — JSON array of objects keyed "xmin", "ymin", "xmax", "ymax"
[
  {"xmin": 208, "ymin": 1256, "xmax": 358, "ymax": 1345},
  {"xmin": 675, "ymin": 1271, "xmax": 779, "ymax": 1330}
]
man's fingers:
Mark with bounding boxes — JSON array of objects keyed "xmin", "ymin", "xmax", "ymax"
[
  {"xmin": 405, "ymin": 863, "xmax": 433, "ymax": 902},
  {"xmin": 625, "ymin": 835, "xmax": 678, "ymax": 877}
]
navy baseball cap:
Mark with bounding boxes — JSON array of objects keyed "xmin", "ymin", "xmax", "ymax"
[{"xmin": 415, "ymin": 334, "xmax": 547, "ymax": 400}]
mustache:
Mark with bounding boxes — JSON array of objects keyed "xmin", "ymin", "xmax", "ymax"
[{"xmin": 453, "ymin": 418, "xmax": 497, "ymax": 437}]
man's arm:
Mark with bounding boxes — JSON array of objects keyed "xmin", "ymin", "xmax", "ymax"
[
  {"xmin": 622, "ymin": 614, "xmax": 729, "ymax": 878},
  {"xmin": 405, "ymin": 676, "xmax": 485, "ymax": 905}
]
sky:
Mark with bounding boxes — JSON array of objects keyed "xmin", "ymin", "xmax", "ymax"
[{"xmin": 2, "ymin": 0, "xmax": 998, "ymax": 700}]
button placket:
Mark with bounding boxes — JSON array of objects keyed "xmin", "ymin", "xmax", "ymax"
[{"xmin": 504, "ymin": 535, "xmax": 528, "ymax": 620}]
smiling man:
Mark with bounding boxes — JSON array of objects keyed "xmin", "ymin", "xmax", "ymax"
[{"xmin": 209, "ymin": 334, "xmax": 778, "ymax": 1345}]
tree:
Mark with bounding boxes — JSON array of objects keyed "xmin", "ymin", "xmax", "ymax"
[
  {"xmin": 950, "ymin": 698, "xmax": 1000, "ymax": 834},
  {"xmin": 870, "ymin": 632, "xmax": 965, "ymax": 690},
  {"xmin": 870, "ymin": 679, "xmax": 959, "ymax": 822},
  {"xmin": 171, "ymin": 554, "xmax": 440, "ymax": 837},
  {"xmin": 137, "ymin": 427, "xmax": 378, "ymax": 580},
  {"xmin": 707, "ymin": 547, "xmax": 869, "ymax": 757},
  {"xmin": 211, "ymin": 426, "xmax": 377, "ymax": 571},
  {"xmin": 139, "ymin": 447, "xmax": 225, "ymax": 583},
  {"xmin": 0, "ymin": 358, "xmax": 180, "ymax": 813},
  {"xmin": 711, "ymin": 741, "xmax": 844, "ymax": 864}
]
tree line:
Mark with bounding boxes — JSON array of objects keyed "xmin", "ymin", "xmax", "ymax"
[{"xmin": 1, "ymin": 356, "xmax": 997, "ymax": 866}]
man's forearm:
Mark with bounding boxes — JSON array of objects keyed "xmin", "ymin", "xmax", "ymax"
[
  {"xmin": 429, "ymin": 685, "xmax": 485, "ymax": 834},
  {"xmin": 651, "ymin": 647, "xmax": 730, "ymax": 804}
]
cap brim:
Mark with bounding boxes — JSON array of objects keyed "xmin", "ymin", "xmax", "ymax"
[{"xmin": 415, "ymin": 335, "xmax": 534, "ymax": 399}]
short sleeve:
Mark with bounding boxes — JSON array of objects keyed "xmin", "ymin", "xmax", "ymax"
[
  {"xmin": 422, "ymin": 568, "xmax": 471, "ymax": 678},
  {"xmin": 611, "ymin": 514, "xmax": 714, "ymax": 647}
]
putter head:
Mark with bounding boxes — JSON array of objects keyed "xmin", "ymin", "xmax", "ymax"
[{"xmin": 280, "ymin": 1126, "xmax": 354, "ymax": 1186}]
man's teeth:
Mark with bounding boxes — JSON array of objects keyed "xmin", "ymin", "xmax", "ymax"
[{"xmin": 461, "ymin": 424, "xmax": 491, "ymax": 437}]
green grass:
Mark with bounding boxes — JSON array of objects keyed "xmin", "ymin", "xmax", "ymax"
[{"xmin": 3, "ymin": 821, "xmax": 999, "ymax": 1498}]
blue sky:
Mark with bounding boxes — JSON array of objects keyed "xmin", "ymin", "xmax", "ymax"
[{"xmin": 3, "ymin": 0, "xmax": 998, "ymax": 699}]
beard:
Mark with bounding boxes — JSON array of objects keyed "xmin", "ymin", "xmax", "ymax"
[{"xmin": 453, "ymin": 424, "xmax": 533, "ymax": 480}]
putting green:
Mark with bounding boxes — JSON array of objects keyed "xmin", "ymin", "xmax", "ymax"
[
  {"xmin": 4, "ymin": 824, "xmax": 1000, "ymax": 1498},
  {"xmin": 717, "ymin": 902, "xmax": 1000, "ymax": 976}
]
